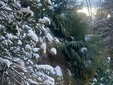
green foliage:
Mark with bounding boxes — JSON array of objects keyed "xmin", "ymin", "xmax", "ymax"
[
  {"xmin": 49, "ymin": 11, "xmax": 90, "ymax": 40},
  {"xmin": 62, "ymin": 40, "xmax": 97, "ymax": 85},
  {"xmin": 45, "ymin": 1, "xmax": 97, "ymax": 84},
  {"xmin": 89, "ymin": 56, "xmax": 113, "ymax": 85}
]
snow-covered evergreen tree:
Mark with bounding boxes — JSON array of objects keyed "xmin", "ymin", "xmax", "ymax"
[{"xmin": 0, "ymin": 0, "xmax": 67, "ymax": 85}]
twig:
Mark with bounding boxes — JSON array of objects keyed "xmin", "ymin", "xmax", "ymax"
[
  {"xmin": 9, "ymin": 67, "xmax": 32, "ymax": 84},
  {"xmin": 5, "ymin": 73, "xmax": 21, "ymax": 85}
]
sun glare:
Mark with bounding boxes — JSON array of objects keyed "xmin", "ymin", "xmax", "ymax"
[{"xmin": 77, "ymin": 7, "xmax": 97, "ymax": 16}]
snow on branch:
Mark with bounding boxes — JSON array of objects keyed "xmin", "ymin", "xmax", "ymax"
[
  {"xmin": 38, "ymin": 17, "xmax": 51, "ymax": 25},
  {"xmin": 40, "ymin": 42, "xmax": 46, "ymax": 53},
  {"xmin": 54, "ymin": 66, "xmax": 62, "ymax": 76},
  {"xmin": 50, "ymin": 47, "xmax": 57, "ymax": 55},
  {"xmin": 27, "ymin": 30, "xmax": 39, "ymax": 42},
  {"xmin": 35, "ymin": 64, "xmax": 55, "ymax": 74},
  {"xmin": 0, "ymin": 57, "xmax": 11, "ymax": 68},
  {"xmin": 18, "ymin": 6, "xmax": 34, "ymax": 17}
]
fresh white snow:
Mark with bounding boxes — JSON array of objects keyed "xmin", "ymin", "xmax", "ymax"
[
  {"xmin": 54, "ymin": 66, "xmax": 62, "ymax": 76},
  {"xmin": 18, "ymin": 40, "xmax": 22, "ymax": 45},
  {"xmin": 18, "ymin": 6, "xmax": 34, "ymax": 17},
  {"xmin": 80, "ymin": 47, "xmax": 88, "ymax": 53},
  {"xmin": 35, "ymin": 64, "xmax": 54, "ymax": 74},
  {"xmin": 0, "ymin": 57, "xmax": 11, "ymax": 67},
  {"xmin": 28, "ymin": 30, "xmax": 39, "ymax": 42},
  {"xmin": 40, "ymin": 43, "xmax": 46, "ymax": 53},
  {"xmin": 50, "ymin": 47, "xmax": 57, "ymax": 55},
  {"xmin": 32, "ymin": 48, "xmax": 40, "ymax": 52},
  {"xmin": 27, "ymin": 79, "xmax": 38, "ymax": 84},
  {"xmin": 46, "ymin": 33, "xmax": 54, "ymax": 43},
  {"xmin": 25, "ymin": 44, "xmax": 32, "ymax": 51}
]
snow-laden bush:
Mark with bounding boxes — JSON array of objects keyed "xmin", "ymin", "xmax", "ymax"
[{"xmin": 0, "ymin": 0, "xmax": 65, "ymax": 85}]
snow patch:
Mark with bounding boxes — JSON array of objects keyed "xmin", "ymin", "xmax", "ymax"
[
  {"xmin": 39, "ymin": 37, "xmax": 44, "ymax": 43},
  {"xmin": 80, "ymin": 47, "xmax": 87, "ymax": 53},
  {"xmin": 32, "ymin": 48, "xmax": 40, "ymax": 52},
  {"xmin": 28, "ymin": 30, "xmax": 39, "ymax": 42},
  {"xmin": 38, "ymin": 17, "xmax": 51, "ymax": 25},
  {"xmin": 43, "ymin": 17, "xmax": 51, "ymax": 25},
  {"xmin": 25, "ymin": 44, "xmax": 32, "ymax": 51},
  {"xmin": 14, "ymin": 1, "xmax": 21, "ymax": 8},
  {"xmin": 54, "ymin": 66, "xmax": 62, "ymax": 76},
  {"xmin": 33, "ymin": 53, "xmax": 40, "ymax": 59},
  {"xmin": 54, "ymin": 37, "xmax": 60, "ymax": 43},
  {"xmin": 27, "ymin": 79, "xmax": 38, "ymax": 84},
  {"xmin": 18, "ymin": 6, "xmax": 34, "ymax": 17},
  {"xmin": 18, "ymin": 40, "xmax": 22, "ymax": 45},
  {"xmin": 3, "ymin": 7, "xmax": 12, "ymax": 11},
  {"xmin": 0, "ymin": 57, "xmax": 11, "ymax": 67},
  {"xmin": 50, "ymin": 47, "xmax": 57, "ymax": 55},
  {"xmin": 0, "ymin": 1, "xmax": 5, "ymax": 8},
  {"xmin": 6, "ymin": 33, "xmax": 18, "ymax": 39},
  {"xmin": 40, "ymin": 43, "xmax": 46, "ymax": 53},
  {"xmin": 44, "ymin": 79, "xmax": 54, "ymax": 85},
  {"xmin": 35, "ymin": 65, "xmax": 54, "ymax": 74},
  {"xmin": 46, "ymin": 33, "xmax": 53, "ymax": 43},
  {"xmin": 23, "ymin": 25, "xmax": 31, "ymax": 30},
  {"xmin": 107, "ymin": 57, "xmax": 111, "ymax": 63},
  {"xmin": 92, "ymin": 78, "xmax": 97, "ymax": 82},
  {"xmin": 3, "ymin": 59, "xmax": 11, "ymax": 67}
]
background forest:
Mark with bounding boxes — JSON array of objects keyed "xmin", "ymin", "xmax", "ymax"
[{"xmin": 0, "ymin": 0, "xmax": 113, "ymax": 85}]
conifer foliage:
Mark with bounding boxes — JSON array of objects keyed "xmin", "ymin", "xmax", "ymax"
[{"xmin": 0, "ymin": 0, "xmax": 62, "ymax": 85}]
